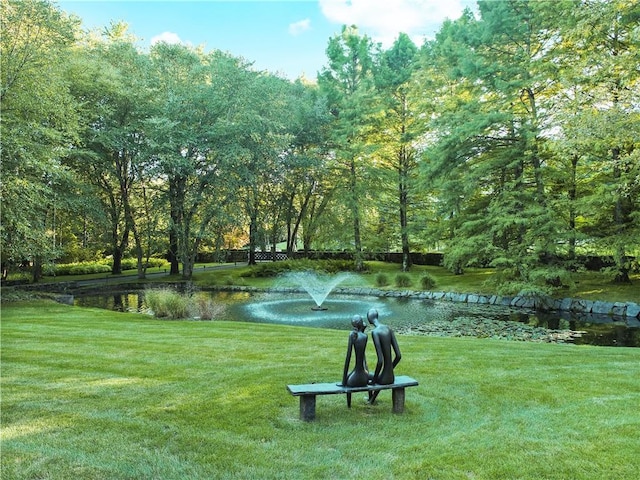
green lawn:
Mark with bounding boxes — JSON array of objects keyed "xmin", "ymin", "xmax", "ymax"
[{"xmin": 2, "ymin": 301, "xmax": 639, "ymax": 479}]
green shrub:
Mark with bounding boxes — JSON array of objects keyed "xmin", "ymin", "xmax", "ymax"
[
  {"xmin": 48, "ymin": 258, "xmax": 168, "ymax": 276},
  {"xmin": 119, "ymin": 258, "xmax": 169, "ymax": 271},
  {"xmin": 375, "ymin": 273, "xmax": 389, "ymax": 287},
  {"xmin": 69, "ymin": 263, "xmax": 111, "ymax": 275},
  {"xmin": 144, "ymin": 288, "xmax": 191, "ymax": 319},
  {"xmin": 395, "ymin": 273, "xmax": 412, "ymax": 288},
  {"xmin": 323, "ymin": 259, "xmax": 364, "ymax": 273},
  {"xmin": 62, "ymin": 262, "xmax": 111, "ymax": 275},
  {"xmin": 420, "ymin": 273, "xmax": 437, "ymax": 290}
]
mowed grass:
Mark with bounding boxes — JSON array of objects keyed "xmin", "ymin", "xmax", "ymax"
[{"xmin": 2, "ymin": 301, "xmax": 640, "ymax": 479}]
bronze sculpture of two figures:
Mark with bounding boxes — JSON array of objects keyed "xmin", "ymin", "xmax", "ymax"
[{"xmin": 341, "ymin": 308, "xmax": 402, "ymax": 404}]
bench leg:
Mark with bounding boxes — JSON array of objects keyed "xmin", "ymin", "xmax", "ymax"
[
  {"xmin": 392, "ymin": 387, "xmax": 405, "ymax": 413},
  {"xmin": 300, "ymin": 394, "xmax": 316, "ymax": 421},
  {"xmin": 346, "ymin": 392, "xmax": 352, "ymax": 408}
]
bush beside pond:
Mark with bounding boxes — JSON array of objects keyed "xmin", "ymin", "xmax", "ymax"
[{"xmin": 144, "ymin": 288, "xmax": 224, "ymax": 320}]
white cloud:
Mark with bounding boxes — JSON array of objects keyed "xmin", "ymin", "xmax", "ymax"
[
  {"xmin": 289, "ymin": 18, "xmax": 311, "ymax": 36},
  {"xmin": 319, "ymin": 0, "xmax": 470, "ymax": 47},
  {"xmin": 150, "ymin": 31, "xmax": 183, "ymax": 45}
]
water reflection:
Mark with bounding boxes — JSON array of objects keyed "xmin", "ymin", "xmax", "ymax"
[
  {"xmin": 78, "ymin": 292, "xmax": 144, "ymax": 312},
  {"xmin": 74, "ymin": 290, "xmax": 639, "ymax": 347}
]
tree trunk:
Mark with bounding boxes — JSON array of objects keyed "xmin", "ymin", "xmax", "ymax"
[
  {"xmin": 182, "ymin": 244, "xmax": 195, "ymax": 279},
  {"xmin": 168, "ymin": 213, "xmax": 179, "ymax": 275},
  {"xmin": 288, "ymin": 184, "xmax": 313, "ymax": 255},
  {"xmin": 568, "ymin": 155, "xmax": 578, "ymax": 263},
  {"xmin": 168, "ymin": 178, "xmax": 183, "ymax": 276},
  {"xmin": 248, "ymin": 214, "xmax": 257, "ymax": 265},
  {"xmin": 112, "ymin": 246, "xmax": 123, "ymax": 275},
  {"xmin": 399, "ymin": 146, "xmax": 412, "ymax": 272},
  {"xmin": 350, "ymin": 158, "xmax": 364, "ymax": 271},
  {"xmin": 32, "ymin": 257, "xmax": 43, "ymax": 283},
  {"xmin": 612, "ymin": 147, "xmax": 631, "ymax": 283}
]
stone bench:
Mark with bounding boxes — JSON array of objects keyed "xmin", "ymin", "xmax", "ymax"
[{"xmin": 287, "ymin": 375, "xmax": 419, "ymax": 421}]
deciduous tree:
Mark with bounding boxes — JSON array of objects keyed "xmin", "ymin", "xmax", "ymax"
[{"xmin": 1, "ymin": 0, "xmax": 79, "ymax": 280}]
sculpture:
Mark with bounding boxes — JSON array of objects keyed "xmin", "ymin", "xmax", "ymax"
[
  {"xmin": 367, "ymin": 307, "xmax": 401, "ymax": 403},
  {"xmin": 341, "ymin": 314, "xmax": 370, "ymax": 387}
]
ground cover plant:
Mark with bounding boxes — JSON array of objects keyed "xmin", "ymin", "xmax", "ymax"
[{"xmin": 2, "ymin": 301, "xmax": 639, "ymax": 479}]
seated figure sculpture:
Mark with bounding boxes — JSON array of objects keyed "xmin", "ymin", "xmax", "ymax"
[
  {"xmin": 341, "ymin": 314, "xmax": 369, "ymax": 387},
  {"xmin": 367, "ymin": 307, "xmax": 401, "ymax": 403}
]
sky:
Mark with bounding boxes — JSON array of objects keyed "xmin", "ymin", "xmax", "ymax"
[{"xmin": 56, "ymin": 0, "xmax": 476, "ymax": 80}]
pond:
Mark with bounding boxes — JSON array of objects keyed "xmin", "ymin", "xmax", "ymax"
[{"xmin": 74, "ymin": 290, "xmax": 640, "ymax": 347}]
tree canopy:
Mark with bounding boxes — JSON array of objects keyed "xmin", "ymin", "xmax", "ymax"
[{"xmin": 1, "ymin": 0, "xmax": 638, "ymax": 294}]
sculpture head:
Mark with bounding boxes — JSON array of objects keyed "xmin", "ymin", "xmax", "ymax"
[
  {"xmin": 367, "ymin": 308, "xmax": 379, "ymax": 325},
  {"xmin": 351, "ymin": 314, "xmax": 365, "ymax": 331}
]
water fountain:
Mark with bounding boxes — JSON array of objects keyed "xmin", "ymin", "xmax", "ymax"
[
  {"xmin": 234, "ymin": 270, "xmax": 389, "ymax": 327},
  {"xmin": 280, "ymin": 271, "xmax": 353, "ymax": 310}
]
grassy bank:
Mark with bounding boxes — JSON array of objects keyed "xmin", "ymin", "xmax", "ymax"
[{"xmin": 2, "ymin": 301, "xmax": 639, "ymax": 479}]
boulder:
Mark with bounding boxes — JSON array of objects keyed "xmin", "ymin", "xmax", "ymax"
[
  {"xmin": 626, "ymin": 303, "xmax": 640, "ymax": 319},
  {"xmin": 451, "ymin": 293, "xmax": 468, "ymax": 303},
  {"xmin": 612, "ymin": 303, "xmax": 627, "ymax": 317},
  {"xmin": 534, "ymin": 296, "xmax": 558, "ymax": 312},
  {"xmin": 591, "ymin": 301, "xmax": 614, "ymax": 315},
  {"xmin": 499, "ymin": 296, "xmax": 513, "ymax": 306},
  {"xmin": 511, "ymin": 296, "xmax": 536, "ymax": 309},
  {"xmin": 570, "ymin": 299, "xmax": 593, "ymax": 314},
  {"xmin": 559, "ymin": 298, "xmax": 573, "ymax": 311}
]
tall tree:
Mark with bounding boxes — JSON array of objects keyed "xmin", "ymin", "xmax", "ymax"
[
  {"xmin": 226, "ymin": 72, "xmax": 294, "ymax": 265},
  {"xmin": 556, "ymin": 0, "xmax": 640, "ymax": 282},
  {"xmin": 67, "ymin": 24, "xmax": 152, "ymax": 276},
  {"xmin": 147, "ymin": 44, "xmax": 245, "ymax": 279},
  {"xmin": 280, "ymin": 80, "xmax": 332, "ymax": 255},
  {"xmin": 423, "ymin": 1, "xmax": 573, "ymax": 293},
  {"xmin": 319, "ymin": 25, "xmax": 378, "ymax": 271},
  {"xmin": 0, "ymin": 0, "xmax": 79, "ymax": 280},
  {"xmin": 374, "ymin": 33, "xmax": 421, "ymax": 271}
]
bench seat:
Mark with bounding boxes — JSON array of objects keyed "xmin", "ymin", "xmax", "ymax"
[{"xmin": 287, "ymin": 375, "xmax": 418, "ymax": 421}]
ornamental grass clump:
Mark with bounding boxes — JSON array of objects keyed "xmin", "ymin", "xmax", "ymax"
[
  {"xmin": 144, "ymin": 288, "xmax": 190, "ymax": 319},
  {"xmin": 375, "ymin": 273, "xmax": 389, "ymax": 287},
  {"xmin": 395, "ymin": 273, "xmax": 412, "ymax": 288},
  {"xmin": 420, "ymin": 273, "xmax": 437, "ymax": 290}
]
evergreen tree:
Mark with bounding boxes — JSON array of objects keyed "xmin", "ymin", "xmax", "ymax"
[
  {"xmin": 374, "ymin": 33, "xmax": 421, "ymax": 271},
  {"xmin": 555, "ymin": 0, "xmax": 640, "ymax": 282},
  {"xmin": 423, "ymin": 1, "xmax": 576, "ymax": 293},
  {"xmin": 319, "ymin": 26, "xmax": 378, "ymax": 271}
]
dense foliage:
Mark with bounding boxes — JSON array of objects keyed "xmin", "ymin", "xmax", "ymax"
[{"xmin": 1, "ymin": 0, "xmax": 638, "ymax": 295}]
